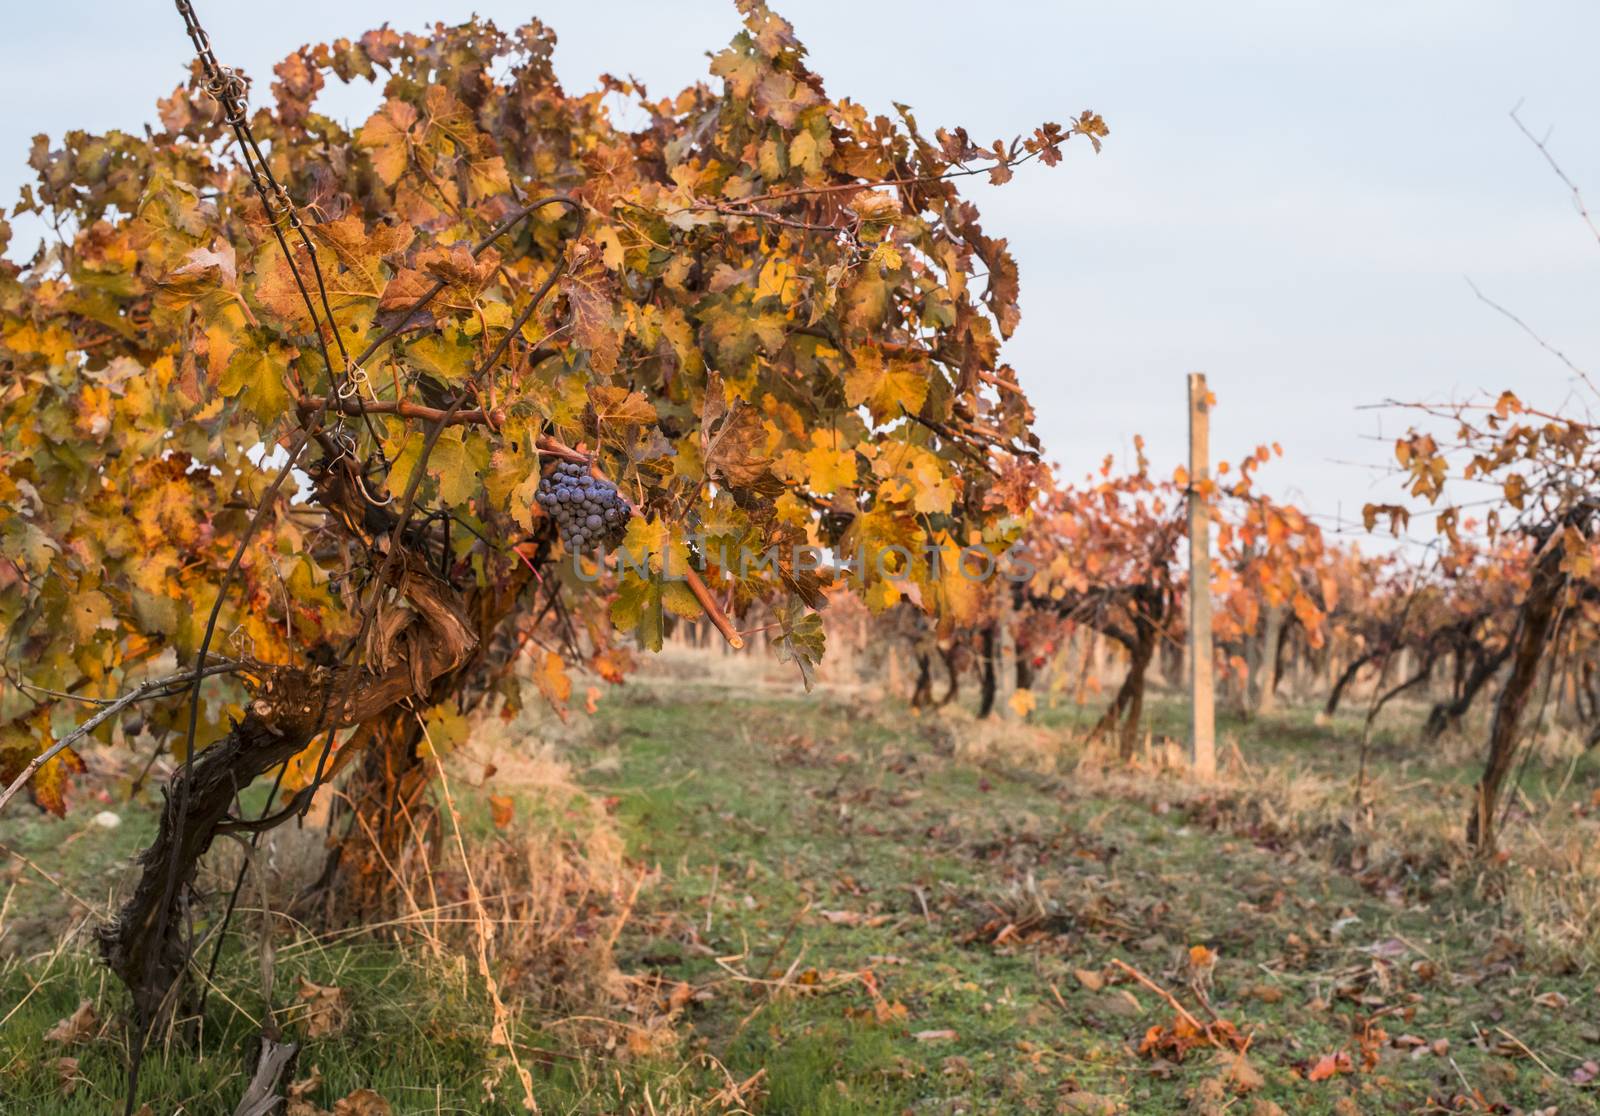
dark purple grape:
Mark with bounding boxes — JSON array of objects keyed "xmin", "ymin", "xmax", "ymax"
[{"xmin": 538, "ymin": 462, "xmax": 630, "ymax": 549}]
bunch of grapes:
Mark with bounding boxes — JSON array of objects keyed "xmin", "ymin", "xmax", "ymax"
[{"xmin": 535, "ymin": 461, "xmax": 632, "ymax": 553}]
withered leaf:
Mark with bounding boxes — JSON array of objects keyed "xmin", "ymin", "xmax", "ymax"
[
  {"xmin": 44, "ymin": 999, "xmax": 99, "ymax": 1046},
  {"xmin": 295, "ymin": 976, "xmax": 349, "ymax": 1039}
]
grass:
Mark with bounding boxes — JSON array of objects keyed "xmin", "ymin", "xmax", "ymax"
[{"xmin": 3, "ymin": 675, "xmax": 1599, "ymax": 1114}]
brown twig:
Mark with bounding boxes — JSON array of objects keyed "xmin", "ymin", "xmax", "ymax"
[
  {"xmin": 0, "ymin": 661, "xmax": 244, "ymax": 817},
  {"xmin": 1510, "ymin": 105, "xmax": 1600, "ymax": 250},
  {"xmin": 1492, "ymin": 1025, "xmax": 1566, "ymax": 1085},
  {"xmin": 1108, "ymin": 957, "xmax": 1204, "ymax": 1033},
  {"xmin": 298, "ymin": 396, "xmax": 504, "ymax": 429}
]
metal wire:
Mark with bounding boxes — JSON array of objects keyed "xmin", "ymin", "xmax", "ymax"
[
  {"xmin": 130, "ymin": 7, "xmax": 383, "ymax": 1114},
  {"xmin": 173, "ymin": 0, "xmax": 385, "ymax": 457}
]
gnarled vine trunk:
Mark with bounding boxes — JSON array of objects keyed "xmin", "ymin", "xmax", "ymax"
[
  {"xmin": 1467, "ymin": 536, "xmax": 1569, "ymax": 854},
  {"xmin": 910, "ymin": 652, "xmax": 934, "ymax": 709},
  {"xmin": 99, "ymin": 560, "xmax": 478, "ymax": 1030},
  {"xmin": 977, "ymin": 625, "xmax": 998, "ymax": 719},
  {"xmin": 1253, "ymin": 605, "xmax": 1285, "ymax": 715},
  {"xmin": 1423, "ymin": 644, "xmax": 1511, "ymax": 741},
  {"xmin": 98, "ymin": 715, "xmax": 315, "ymax": 1030},
  {"xmin": 1325, "ymin": 649, "xmax": 1379, "ymax": 718},
  {"xmin": 1088, "ymin": 586, "xmax": 1164, "ymax": 760},
  {"xmin": 309, "ymin": 716, "xmax": 438, "ymax": 923}
]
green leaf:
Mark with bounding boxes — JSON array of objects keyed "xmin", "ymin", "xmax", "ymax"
[
  {"xmin": 774, "ymin": 598, "xmax": 826, "ymax": 692},
  {"xmin": 431, "ymin": 432, "xmax": 480, "ymax": 508},
  {"xmin": 611, "ymin": 571, "xmax": 665, "ymax": 651},
  {"xmin": 218, "ymin": 339, "xmax": 292, "ymax": 423},
  {"xmin": 404, "ymin": 332, "xmax": 473, "ymax": 383}
]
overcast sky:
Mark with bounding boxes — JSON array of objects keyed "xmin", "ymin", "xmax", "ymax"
[{"xmin": 5, "ymin": 1, "xmax": 1599, "ymax": 539}]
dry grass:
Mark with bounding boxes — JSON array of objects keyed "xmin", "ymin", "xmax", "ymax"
[
  {"xmin": 937, "ymin": 705, "xmax": 1065, "ymax": 773},
  {"xmin": 187, "ymin": 683, "xmax": 681, "ymax": 1109}
]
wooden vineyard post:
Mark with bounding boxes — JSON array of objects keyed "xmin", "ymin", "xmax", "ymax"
[{"xmin": 1187, "ymin": 373, "xmax": 1217, "ymax": 778}]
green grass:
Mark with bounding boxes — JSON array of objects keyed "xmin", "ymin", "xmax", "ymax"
[{"xmin": 3, "ymin": 682, "xmax": 1598, "ymax": 1114}]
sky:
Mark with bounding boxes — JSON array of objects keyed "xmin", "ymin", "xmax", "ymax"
[{"xmin": 5, "ymin": 1, "xmax": 1600, "ymax": 541}]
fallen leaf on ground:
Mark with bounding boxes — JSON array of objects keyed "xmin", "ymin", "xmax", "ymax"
[
  {"xmin": 1304, "ymin": 1050, "xmax": 1354, "ymax": 1082},
  {"xmin": 54, "ymin": 1056, "xmax": 80, "ymax": 1097},
  {"xmin": 1059, "ymin": 1090, "xmax": 1117, "ymax": 1115},
  {"xmin": 1141, "ymin": 1016, "xmax": 1248, "ymax": 1062},
  {"xmin": 286, "ymin": 1066, "xmax": 325, "ymax": 1116},
  {"xmin": 296, "ymin": 976, "xmax": 349, "ymax": 1038},
  {"xmin": 913, "ymin": 1029, "xmax": 958, "ymax": 1042},
  {"xmin": 1097, "ymin": 988, "xmax": 1144, "ymax": 1018},
  {"xmin": 1185, "ymin": 1077, "xmax": 1227, "ymax": 1116},
  {"xmin": 1212, "ymin": 1048, "xmax": 1264, "ymax": 1093},
  {"xmin": 44, "ymin": 999, "xmax": 98, "ymax": 1046},
  {"xmin": 816, "ymin": 909, "xmax": 892, "ymax": 927},
  {"xmin": 331, "ymin": 1090, "xmax": 391, "ymax": 1116}
]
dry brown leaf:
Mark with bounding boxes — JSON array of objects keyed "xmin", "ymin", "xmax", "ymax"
[
  {"xmin": 1244, "ymin": 982, "xmax": 1283, "ymax": 1004},
  {"xmin": 1184, "ymin": 1077, "xmax": 1227, "ymax": 1116},
  {"xmin": 488, "ymin": 794, "xmax": 515, "ymax": 829},
  {"xmin": 1187, "ymin": 944, "xmax": 1218, "ymax": 972},
  {"xmin": 1058, "ymin": 1090, "xmax": 1117, "ymax": 1115},
  {"xmin": 44, "ymin": 999, "xmax": 98, "ymax": 1046},
  {"xmin": 296, "ymin": 976, "xmax": 349, "ymax": 1038},
  {"xmin": 285, "ymin": 1066, "xmax": 325, "ymax": 1116},
  {"xmin": 1304, "ymin": 1050, "xmax": 1354, "ymax": 1082},
  {"xmin": 624, "ymin": 1021, "xmax": 678, "ymax": 1058},
  {"xmin": 53, "ymin": 1056, "xmax": 81, "ymax": 1097},
  {"xmin": 1096, "ymin": 988, "xmax": 1144, "ymax": 1018},
  {"xmin": 913, "ymin": 1029, "xmax": 958, "ymax": 1042},
  {"xmin": 1213, "ymin": 1048, "xmax": 1265, "ymax": 1093},
  {"xmin": 664, "ymin": 981, "xmax": 695, "ymax": 1013},
  {"xmin": 1073, "ymin": 967, "xmax": 1105, "ymax": 992},
  {"xmin": 331, "ymin": 1089, "xmax": 392, "ymax": 1116}
]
